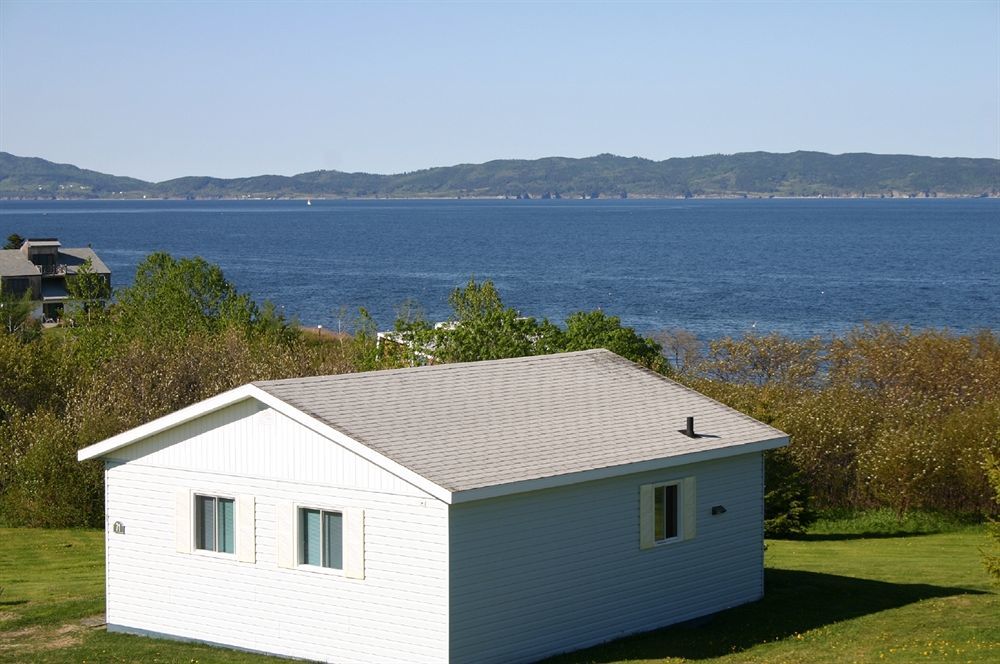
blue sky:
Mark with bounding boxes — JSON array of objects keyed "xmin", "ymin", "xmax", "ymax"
[{"xmin": 1, "ymin": 1, "xmax": 997, "ymax": 181}]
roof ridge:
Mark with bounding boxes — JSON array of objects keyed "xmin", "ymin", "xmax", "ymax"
[{"xmin": 254, "ymin": 348, "xmax": 613, "ymax": 388}]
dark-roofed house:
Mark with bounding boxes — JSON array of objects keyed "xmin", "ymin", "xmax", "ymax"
[
  {"xmin": 0, "ymin": 237, "xmax": 111, "ymax": 320},
  {"xmin": 77, "ymin": 349, "xmax": 788, "ymax": 664}
]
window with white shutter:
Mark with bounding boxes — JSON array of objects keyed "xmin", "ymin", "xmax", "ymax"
[{"xmin": 639, "ymin": 477, "xmax": 697, "ymax": 549}]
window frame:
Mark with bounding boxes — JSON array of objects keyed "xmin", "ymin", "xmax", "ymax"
[
  {"xmin": 295, "ymin": 504, "xmax": 345, "ymax": 574},
  {"xmin": 651, "ymin": 480, "xmax": 683, "ymax": 545},
  {"xmin": 193, "ymin": 493, "xmax": 237, "ymax": 557}
]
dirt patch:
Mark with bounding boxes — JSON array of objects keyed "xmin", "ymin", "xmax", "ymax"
[
  {"xmin": 47, "ymin": 624, "xmax": 84, "ymax": 650},
  {"xmin": 0, "ymin": 626, "xmax": 39, "ymax": 640},
  {"xmin": 79, "ymin": 614, "xmax": 106, "ymax": 628},
  {"xmin": 0, "ymin": 625, "xmax": 42, "ymax": 650},
  {"xmin": 0, "ymin": 611, "xmax": 16, "ymax": 623},
  {"xmin": 0, "ymin": 622, "xmax": 84, "ymax": 652}
]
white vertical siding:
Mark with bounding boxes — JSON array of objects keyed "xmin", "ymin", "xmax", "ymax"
[
  {"xmin": 104, "ymin": 401, "xmax": 449, "ymax": 664},
  {"xmin": 111, "ymin": 399, "xmax": 427, "ymax": 497},
  {"xmin": 448, "ymin": 452, "xmax": 764, "ymax": 664}
]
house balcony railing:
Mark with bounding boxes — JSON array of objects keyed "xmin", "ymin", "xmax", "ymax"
[{"xmin": 39, "ymin": 264, "xmax": 68, "ymax": 277}]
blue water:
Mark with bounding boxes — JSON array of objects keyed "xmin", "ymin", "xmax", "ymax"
[{"xmin": 1, "ymin": 198, "xmax": 997, "ymax": 339}]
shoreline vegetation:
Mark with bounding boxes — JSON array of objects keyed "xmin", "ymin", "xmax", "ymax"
[
  {"xmin": 1, "ymin": 256, "xmax": 998, "ymax": 533},
  {"xmin": 2, "ymin": 150, "xmax": 998, "ymax": 200}
]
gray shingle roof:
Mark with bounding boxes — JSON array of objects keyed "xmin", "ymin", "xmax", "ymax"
[
  {"xmin": 60, "ymin": 248, "xmax": 111, "ymax": 275},
  {"xmin": 0, "ymin": 250, "xmax": 40, "ymax": 277},
  {"xmin": 0, "ymin": 247, "xmax": 110, "ymax": 278},
  {"xmin": 255, "ymin": 349, "xmax": 786, "ymax": 494}
]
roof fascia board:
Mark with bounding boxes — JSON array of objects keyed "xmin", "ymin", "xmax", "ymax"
[
  {"xmin": 450, "ymin": 436, "xmax": 789, "ymax": 504},
  {"xmin": 244, "ymin": 386, "xmax": 453, "ymax": 504},
  {"xmin": 76, "ymin": 384, "xmax": 454, "ymax": 504},
  {"xmin": 77, "ymin": 385, "xmax": 259, "ymax": 461}
]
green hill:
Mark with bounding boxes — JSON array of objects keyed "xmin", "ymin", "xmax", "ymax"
[
  {"xmin": 1, "ymin": 150, "xmax": 997, "ymax": 199},
  {"xmin": 0, "ymin": 152, "xmax": 151, "ymax": 198}
]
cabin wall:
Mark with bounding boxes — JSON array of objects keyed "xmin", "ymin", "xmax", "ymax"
[
  {"xmin": 448, "ymin": 452, "xmax": 764, "ymax": 664},
  {"xmin": 112, "ymin": 399, "xmax": 427, "ymax": 497},
  {"xmin": 104, "ymin": 400, "xmax": 449, "ymax": 664}
]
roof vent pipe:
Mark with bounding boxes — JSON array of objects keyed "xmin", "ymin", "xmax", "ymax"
[{"xmin": 686, "ymin": 416, "xmax": 695, "ymax": 438}]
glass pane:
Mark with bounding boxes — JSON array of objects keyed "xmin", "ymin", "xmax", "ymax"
[
  {"xmin": 323, "ymin": 511, "xmax": 343, "ymax": 570},
  {"xmin": 654, "ymin": 486, "xmax": 665, "ymax": 541},
  {"xmin": 301, "ymin": 509, "xmax": 321, "ymax": 565},
  {"xmin": 196, "ymin": 495, "xmax": 215, "ymax": 551},
  {"xmin": 218, "ymin": 498, "xmax": 235, "ymax": 554},
  {"xmin": 664, "ymin": 484, "xmax": 678, "ymax": 539}
]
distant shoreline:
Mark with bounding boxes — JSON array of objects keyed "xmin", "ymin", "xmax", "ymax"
[
  {"xmin": 3, "ymin": 193, "xmax": 997, "ymax": 202},
  {"xmin": 3, "ymin": 151, "xmax": 997, "ymax": 201}
]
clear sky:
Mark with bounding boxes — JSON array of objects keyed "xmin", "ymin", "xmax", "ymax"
[{"xmin": 1, "ymin": 1, "xmax": 997, "ymax": 181}]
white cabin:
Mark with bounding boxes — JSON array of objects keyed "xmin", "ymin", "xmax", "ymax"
[{"xmin": 78, "ymin": 349, "xmax": 787, "ymax": 664}]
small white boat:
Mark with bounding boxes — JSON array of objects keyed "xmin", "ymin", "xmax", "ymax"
[{"xmin": 306, "ymin": 199, "xmax": 312, "ymax": 206}]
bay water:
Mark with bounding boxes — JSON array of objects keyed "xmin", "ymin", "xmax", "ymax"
[{"xmin": 1, "ymin": 198, "xmax": 997, "ymax": 340}]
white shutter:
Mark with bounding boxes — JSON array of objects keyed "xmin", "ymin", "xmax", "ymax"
[
  {"xmin": 682, "ymin": 476, "xmax": 697, "ymax": 540},
  {"xmin": 237, "ymin": 495, "xmax": 256, "ymax": 563},
  {"xmin": 277, "ymin": 501, "xmax": 296, "ymax": 569},
  {"xmin": 639, "ymin": 484, "xmax": 654, "ymax": 550},
  {"xmin": 344, "ymin": 508, "xmax": 365, "ymax": 579},
  {"xmin": 175, "ymin": 490, "xmax": 191, "ymax": 554}
]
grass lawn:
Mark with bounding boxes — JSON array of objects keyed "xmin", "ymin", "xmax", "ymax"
[{"xmin": 1, "ymin": 525, "xmax": 997, "ymax": 663}]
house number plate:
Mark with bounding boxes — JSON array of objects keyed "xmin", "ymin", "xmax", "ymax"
[{"xmin": 112, "ymin": 521, "xmax": 125, "ymax": 534}]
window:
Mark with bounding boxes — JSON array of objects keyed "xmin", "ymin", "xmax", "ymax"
[
  {"xmin": 276, "ymin": 503, "xmax": 363, "ymax": 578},
  {"xmin": 640, "ymin": 477, "xmax": 696, "ymax": 549},
  {"xmin": 299, "ymin": 508, "xmax": 343, "ymax": 569},
  {"xmin": 654, "ymin": 483, "xmax": 679, "ymax": 542},
  {"xmin": 195, "ymin": 495, "xmax": 235, "ymax": 554}
]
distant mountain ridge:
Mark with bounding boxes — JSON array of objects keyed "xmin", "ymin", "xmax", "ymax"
[{"xmin": 1, "ymin": 150, "xmax": 997, "ymax": 199}]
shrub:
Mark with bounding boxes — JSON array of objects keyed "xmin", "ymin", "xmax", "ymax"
[
  {"xmin": 0, "ymin": 410, "xmax": 103, "ymax": 527},
  {"xmin": 982, "ymin": 453, "xmax": 1000, "ymax": 585},
  {"xmin": 764, "ymin": 448, "xmax": 816, "ymax": 537}
]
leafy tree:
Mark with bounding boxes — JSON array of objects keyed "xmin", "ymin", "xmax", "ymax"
[
  {"xmin": 3, "ymin": 234, "xmax": 25, "ymax": 250},
  {"xmin": 66, "ymin": 257, "xmax": 110, "ymax": 324},
  {"xmin": 0, "ymin": 409, "xmax": 104, "ymax": 527},
  {"xmin": 562, "ymin": 310, "xmax": 666, "ymax": 371},
  {"xmin": 111, "ymin": 252, "xmax": 259, "ymax": 341},
  {"xmin": 387, "ymin": 280, "xmax": 667, "ymax": 369},
  {"xmin": 432, "ymin": 279, "xmax": 547, "ymax": 362},
  {"xmin": 764, "ymin": 447, "xmax": 816, "ymax": 537},
  {"xmin": 0, "ymin": 330, "xmax": 69, "ymax": 424},
  {"xmin": 0, "ymin": 290, "xmax": 34, "ymax": 338},
  {"xmin": 351, "ymin": 308, "xmax": 388, "ymax": 371},
  {"xmin": 702, "ymin": 332, "xmax": 824, "ymax": 388},
  {"xmin": 655, "ymin": 328, "xmax": 701, "ymax": 373}
]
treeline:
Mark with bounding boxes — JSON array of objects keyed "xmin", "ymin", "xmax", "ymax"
[
  {"xmin": 1, "ymin": 255, "xmax": 997, "ymax": 530},
  {"xmin": 4, "ymin": 150, "xmax": 998, "ymax": 199},
  {"xmin": 675, "ymin": 329, "xmax": 1000, "ymax": 519}
]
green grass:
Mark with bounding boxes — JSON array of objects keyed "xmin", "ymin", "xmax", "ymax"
[
  {"xmin": 1, "ymin": 525, "xmax": 997, "ymax": 663},
  {"xmin": 806, "ymin": 508, "xmax": 982, "ymax": 538}
]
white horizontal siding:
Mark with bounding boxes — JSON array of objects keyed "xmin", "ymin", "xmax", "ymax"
[
  {"xmin": 448, "ymin": 452, "xmax": 764, "ymax": 664},
  {"xmin": 110, "ymin": 399, "xmax": 429, "ymax": 498},
  {"xmin": 105, "ymin": 460, "xmax": 449, "ymax": 663}
]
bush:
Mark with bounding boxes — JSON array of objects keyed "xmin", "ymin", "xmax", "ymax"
[
  {"xmin": 0, "ymin": 410, "xmax": 103, "ymax": 527},
  {"xmin": 764, "ymin": 448, "xmax": 816, "ymax": 537},
  {"xmin": 681, "ymin": 325, "xmax": 1000, "ymax": 516},
  {"xmin": 982, "ymin": 454, "xmax": 1000, "ymax": 585}
]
